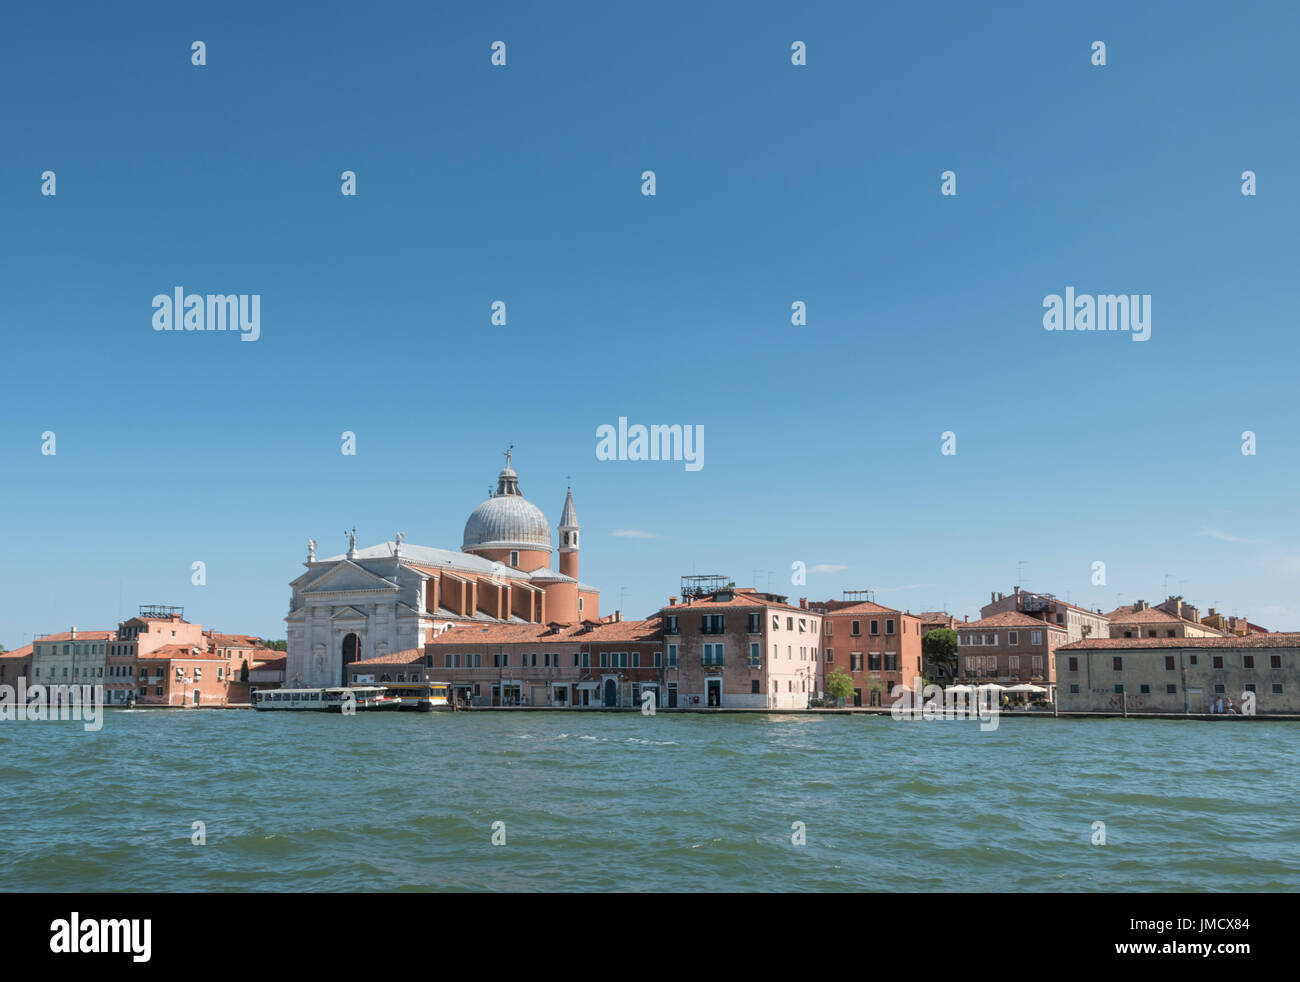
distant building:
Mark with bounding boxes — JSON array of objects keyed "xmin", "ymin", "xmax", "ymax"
[
  {"xmin": 813, "ymin": 600, "xmax": 923, "ymax": 706},
  {"xmin": 956, "ymin": 611, "xmax": 1067, "ymax": 698},
  {"xmin": 1104, "ymin": 599, "xmax": 1226, "ymax": 640},
  {"xmin": 135, "ymin": 645, "xmax": 235, "ymax": 706},
  {"xmin": 665, "ymin": 585, "xmax": 821, "ymax": 709},
  {"xmin": 1056, "ymin": 635, "xmax": 1300, "ymax": 714},
  {"xmin": 287, "ymin": 452, "xmax": 599, "ymax": 688},
  {"xmin": 30, "ymin": 629, "xmax": 115, "ymax": 689},
  {"xmin": 981, "ymin": 588, "xmax": 1109, "ymax": 642},
  {"xmin": 0, "ymin": 644, "xmax": 33, "ymax": 687},
  {"xmin": 353, "ymin": 613, "xmax": 670, "ymax": 708}
]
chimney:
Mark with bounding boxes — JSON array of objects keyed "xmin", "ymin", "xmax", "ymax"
[
  {"xmin": 799, "ymin": 598, "xmax": 808, "ymax": 609},
  {"xmin": 615, "ymin": 610, "xmax": 623, "ymax": 623},
  {"xmin": 964, "ymin": 615, "xmax": 969, "ymax": 622},
  {"xmin": 70, "ymin": 626, "xmax": 77, "ymax": 640},
  {"xmin": 1014, "ymin": 586, "xmax": 1020, "ymax": 594},
  {"xmin": 991, "ymin": 592, "xmax": 996, "ymax": 603},
  {"xmin": 668, "ymin": 597, "xmax": 678, "ymax": 606}
]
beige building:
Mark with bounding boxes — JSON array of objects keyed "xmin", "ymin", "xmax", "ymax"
[
  {"xmin": 1056, "ymin": 634, "xmax": 1300, "ymax": 714},
  {"xmin": 1104, "ymin": 600, "xmax": 1226, "ymax": 639},
  {"xmin": 981, "ymin": 588, "xmax": 1109, "ymax": 642}
]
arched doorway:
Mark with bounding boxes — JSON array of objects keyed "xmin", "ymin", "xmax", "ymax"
[
  {"xmin": 341, "ymin": 633, "xmax": 361, "ymax": 684},
  {"xmin": 603, "ymin": 678, "xmax": 618, "ymax": 708}
]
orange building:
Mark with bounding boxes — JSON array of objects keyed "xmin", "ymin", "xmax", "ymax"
[{"xmin": 814, "ymin": 600, "xmax": 924, "ymax": 706}]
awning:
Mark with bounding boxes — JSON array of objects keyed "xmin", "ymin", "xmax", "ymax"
[
  {"xmin": 577, "ymin": 681, "xmax": 600, "ymax": 690},
  {"xmin": 1004, "ymin": 683, "xmax": 1048, "ymax": 693}
]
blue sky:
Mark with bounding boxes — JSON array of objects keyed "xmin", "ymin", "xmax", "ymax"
[{"xmin": 3, "ymin": 0, "xmax": 1299, "ymax": 646}]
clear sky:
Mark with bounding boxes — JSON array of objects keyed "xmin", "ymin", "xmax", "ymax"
[{"xmin": 3, "ymin": 0, "xmax": 1299, "ymax": 646}]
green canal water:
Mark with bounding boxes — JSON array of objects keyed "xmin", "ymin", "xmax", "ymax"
[{"xmin": 1, "ymin": 710, "xmax": 1296, "ymax": 891}]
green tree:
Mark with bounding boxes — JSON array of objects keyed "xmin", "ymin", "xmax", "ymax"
[
  {"xmin": 239, "ymin": 661, "xmax": 249, "ymax": 682},
  {"xmin": 922, "ymin": 627, "xmax": 958, "ymax": 681},
  {"xmin": 825, "ymin": 667, "xmax": 855, "ymax": 704}
]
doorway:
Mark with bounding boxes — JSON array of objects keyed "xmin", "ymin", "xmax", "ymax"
[
  {"xmin": 603, "ymin": 678, "xmax": 618, "ymax": 707},
  {"xmin": 341, "ymin": 633, "xmax": 361, "ymax": 684},
  {"xmin": 667, "ymin": 683, "xmax": 677, "ymax": 708},
  {"xmin": 706, "ymin": 678, "xmax": 721, "ymax": 707}
]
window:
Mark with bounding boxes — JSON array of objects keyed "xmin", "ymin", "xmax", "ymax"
[
  {"xmin": 850, "ymin": 652, "xmax": 862, "ymax": 671},
  {"xmin": 825, "ymin": 648, "xmax": 833, "ymax": 663},
  {"xmin": 884, "ymin": 653, "xmax": 898, "ymax": 671},
  {"xmin": 1008, "ymin": 655, "xmax": 1020, "ymax": 673},
  {"xmin": 1243, "ymin": 655, "xmax": 1255, "ymax": 669},
  {"xmin": 1270, "ymin": 655, "xmax": 1282, "ymax": 669},
  {"xmin": 509, "ymin": 551, "xmax": 519, "ymax": 566},
  {"xmin": 751, "ymin": 680, "xmax": 760, "ymax": 694},
  {"xmin": 851, "ymin": 620, "xmax": 861, "ymax": 636},
  {"xmin": 1243, "ymin": 683, "xmax": 1256, "ymax": 693},
  {"xmin": 1189, "ymin": 655, "xmax": 1198, "ymax": 665},
  {"xmin": 1146, "ymin": 630, "xmax": 1157, "ymax": 638},
  {"xmin": 885, "ymin": 619, "xmax": 895, "ymax": 635},
  {"xmin": 1212, "ymin": 655, "xmax": 1224, "ymax": 669},
  {"xmin": 667, "ymin": 644, "xmax": 677, "ymax": 667},
  {"xmin": 868, "ymin": 652, "xmax": 881, "ymax": 671},
  {"xmin": 664, "ymin": 615, "xmax": 677, "ymax": 634},
  {"xmin": 631, "ymin": 652, "xmax": 640, "ymax": 668},
  {"xmin": 798, "ymin": 618, "xmax": 807, "ymax": 633},
  {"xmin": 1214, "ymin": 684, "xmax": 1225, "ymax": 694},
  {"xmin": 984, "ymin": 634, "xmax": 996, "ymax": 646},
  {"xmin": 600, "ymin": 652, "xmax": 609, "ymax": 668},
  {"xmin": 787, "ymin": 617, "xmax": 793, "ymax": 630},
  {"xmin": 1031, "ymin": 655, "xmax": 1042, "ymax": 676},
  {"xmin": 1008, "ymin": 631, "xmax": 1018, "ymax": 645},
  {"xmin": 701, "ymin": 614, "xmax": 725, "ymax": 635},
  {"xmin": 749, "ymin": 643, "xmax": 760, "ymax": 666},
  {"xmin": 1166, "ymin": 683, "xmax": 1177, "ymax": 694},
  {"xmin": 1068, "ymin": 656, "xmax": 1078, "ymax": 672},
  {"xmin": 747, "ymin": 613, "xmax": 761, "ymax": 633},
  {"xmin": 825, "ymin": 621, "xmax": 832, "ymax": 636},
  {"xmin": 1165, "ymin": 630, "xmax": 1175, "ymax": 638},
  {"xmin": 654, "ymin": 650, "xmax": 662, "ymax": 668},
  {"xmin": 1112, "ymin": 656, "xmax": 1123, "ymax": 671},
  {"xmin": 1069, "ymin": 684, "xmax": 1080, "ymax": 694},
  {"xmin": 1114, "ymin": 684, "xmax": 1124, "ymax": 694},
  {"xmin": 1139, "ymin": 684, "xmax": 1150, "ymax": 694},
  {"xmin": 1273, "ymin": 683, "xmax": 1284, "ymax": 694},
  {"xmin": 1031, "ymin": 631, "xmax": 1042, "ymax": 645},
  {"xmin": 1165, "ymin": 655, "xmax": 1176, "ymax": 671},
  {"xmin": 703, "ymin": 643, "xmax": 724, "ymax": 666},
  {"xmin": 870, "ymin": 620, "xmax": 879, "ymax": 636}
]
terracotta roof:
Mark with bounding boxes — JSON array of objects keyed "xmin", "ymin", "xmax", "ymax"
[
  {"xmin": 1060, "ymin": 633, "xmax": 1300, "ymax": 650},
  {"xmin": 427, "ymin": 618, "xmax": 663, "ymax": 646},
  {"xmin": 918, "ymin": 611, "xmax": 954, "ymax": 621},
  {"xmin": 138, "ymin": 644, "xmax": 226, "ymax": 660},
  {"xmin": 824, "ymin": 601, "xmax": 911, "ymax": 617},
  {"xmin": 33, "ymin": 630, "xmax": 116, "ymax": 642},
  {"xmin": 209, "ymin": 633, "xmax": 260, "ymax": 647},
  {"xmin": 0, "ymin": 644, "xmax": 33, "ymax": 660},
  {"xmin": 959, "ymin": 611, "xmax": 1068, "ymax": 631},
  {"xmin": 250, "ymin": 655, "xmax": 286, "ymax": 669},
  {"xmin": 660, "ymin": 589, "xmax": 809, "ymax": 614},
  {"xmin": 350, "ymin": 648, "xmax": 425, "ymax": 666}
]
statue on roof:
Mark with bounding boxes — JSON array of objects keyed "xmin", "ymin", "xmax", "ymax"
[{"xmin": 307, "ymin": 539, "xmax": 317, "ymax": 562}]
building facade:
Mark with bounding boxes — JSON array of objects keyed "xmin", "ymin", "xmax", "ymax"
[
  {"xmin": 981, "ymin": 588, "xmax": 1109, "ymax": 643},
  {"xmin": 1056, "ymin": 635, "xmax": 1300, "ymax": 714},
  {"xmin": 956, "ymin": 611, "xmax": 1067, "ymax": 696},
  {"xmin": 815, "ymin": 600, "xmax": 923, "ymax": 706},
  {"xmin": 287, "ymin": 453, "xmax": 599, "ymax": 688}
]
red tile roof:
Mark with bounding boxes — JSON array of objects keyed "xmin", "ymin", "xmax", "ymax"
[
  {"xmin": 350, "ymin": 648, "xmax": 425, "ymax": 666},
  {"xmin": 138, "ymin": 644, "xmax": 226, "ymax": 661},
  {"xmin": 1060, "ymin": 633, "xmax": 1300, "ymax": 650},
  {"xmin": 33, "ymin": 630, "xmax": 116, "ymax": 642},
  {"xmin": 0, "ymin": 644, "xmax": 33, "ymax": 660},
  {"xmin": 824, "ymin": 601, "xmax": 911, "ymax": 617},
  {"xmin": 960, "ymin": 611, "xmax": 1069, "ymax": 631}
]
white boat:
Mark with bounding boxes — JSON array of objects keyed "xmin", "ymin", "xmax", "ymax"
[
  {"xmin": 384, "ymin": 682, "xmax": 453, "ymax": 712},
  {"xmin": 253, "ymin": 685, "xmax": 400, "ymax": 712}
]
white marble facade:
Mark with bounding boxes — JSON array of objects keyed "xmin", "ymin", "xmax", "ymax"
[{"xmin": 285, "ymin": 551, "xmax": 430, "ymax": 687}]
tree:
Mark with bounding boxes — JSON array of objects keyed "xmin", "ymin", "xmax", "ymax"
[
  {"xmin": 825, "ymin": 667, "xmax": 855, "ymax": 704},
  {"xmin": 922, "ymin": 627, "xmax": 959, "ymax": 682},
  {"xmin": 239, "ymin": 661, "xmax": 249, "ymax": 683}
]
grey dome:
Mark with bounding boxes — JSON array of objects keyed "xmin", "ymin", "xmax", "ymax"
[{"xmin": 462, "ymin": 495, "xmax": 552, "ymax": 552}]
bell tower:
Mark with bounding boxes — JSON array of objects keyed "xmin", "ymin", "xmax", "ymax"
[{"xmin": 558, "ymin": 485, "xmax": 579, "ymax": 580}]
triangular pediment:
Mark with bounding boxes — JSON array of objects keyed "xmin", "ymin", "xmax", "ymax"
[
  {"xmin": 300, "ymin": 560, "xmax": 401, "ymax": 596},
  {"xmin": 330, "ymin": 606, "xmax": 369, "ymax": 621}
]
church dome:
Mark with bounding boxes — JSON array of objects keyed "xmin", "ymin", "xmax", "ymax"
[{"xmin": 462, "ymin": 454, "xmax": 552, "ymax": 553}]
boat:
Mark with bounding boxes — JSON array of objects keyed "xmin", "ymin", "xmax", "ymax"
[
  {"xmin": 384, "ymin": 682, "xmax": 453, "ymax": 712},
  {"xmin": 253, "ymin": 685, "xmax": 401, "ymax": 712}
]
